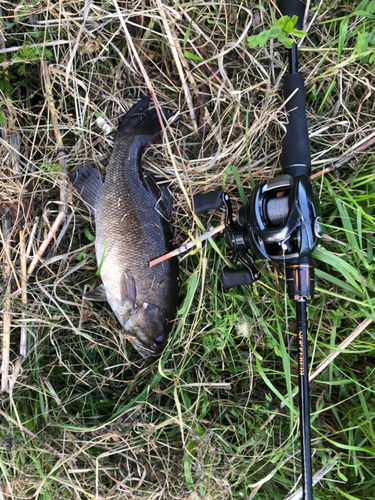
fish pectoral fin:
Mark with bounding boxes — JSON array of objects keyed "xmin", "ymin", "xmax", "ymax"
[
  {"xmin": 69, "ymin": 166, "xmax": 103, "ymax": 219},
  {"xmin": 121, "ymin": 268, "xmax": 137, "ymax": 308},
  {"xmin": 83, "ymin": 284, "xmax": 107, "ymax": 302}
]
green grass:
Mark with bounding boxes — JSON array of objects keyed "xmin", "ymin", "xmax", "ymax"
[{"xmin": 1, "ymin": 1, "xmax": 375, "ymax": 499}]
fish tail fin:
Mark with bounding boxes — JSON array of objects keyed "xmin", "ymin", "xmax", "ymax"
[{"xmin": 118, "ymin": 97, "xmax": 177, "ymax": 144}]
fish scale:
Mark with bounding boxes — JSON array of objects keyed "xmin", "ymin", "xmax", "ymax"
[
  {"xmin": 70, "ymin": 97, "xmax": 179, "ymax": 356},
  {"xmin": 97, "ymin": 169, "xmax": 172, "ymax": 309}
]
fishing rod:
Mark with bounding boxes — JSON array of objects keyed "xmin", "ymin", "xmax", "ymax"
[{"xmin": 192, "ymin": 1, "xmax": 321, "ymax": 498}]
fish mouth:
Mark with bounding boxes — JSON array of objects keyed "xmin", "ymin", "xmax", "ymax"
[
  {"xmin": 122, "ymin": 330, "xmax": 163, "ymax": 358},
  {"xmin": 130, "ymin": 338, "xmax": 162, "ymax": 358},
  {"xmin": 122, "ymin": 302, "xmax": 169, "ymax": 357}
]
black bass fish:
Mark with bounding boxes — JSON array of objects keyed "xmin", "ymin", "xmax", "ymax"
[{"xmin": 70, "ymin": 97, "xmax": 179, "ymax": 356}]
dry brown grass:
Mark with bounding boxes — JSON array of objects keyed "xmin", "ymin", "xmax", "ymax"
[{"xmin": 1, "ymin": 1, "xmax": 375, "ymax": 499}]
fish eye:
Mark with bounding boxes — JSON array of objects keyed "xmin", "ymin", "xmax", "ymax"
[{"xmin": 154, "ymin": 335, "xmax": 165, "ymax": 346}]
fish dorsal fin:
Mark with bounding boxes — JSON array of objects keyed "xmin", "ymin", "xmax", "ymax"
[
  {"xmin": 70, "ymin": 166, "xmax": 103, "ymax": 219},
  {"xmin": 121, "ymin": 269, "xmax": 137, "ymax": 308},
  {"xmin": 83, "ymin": 284, "xmax": 107, "ymax": 302}
]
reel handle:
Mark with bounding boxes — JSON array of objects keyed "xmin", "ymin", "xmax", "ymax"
[{"xmin": 193, "ymin": 191, "xmax": 259, "ymax": 289}]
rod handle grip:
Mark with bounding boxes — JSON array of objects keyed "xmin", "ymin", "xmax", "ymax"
[
  {"xmin": 282, "ymin": 73, "xmax": 311, "ymax": 177},
  {"xmin": 279, "ymin": 0, "xmax": 305, "ymax": 30}
]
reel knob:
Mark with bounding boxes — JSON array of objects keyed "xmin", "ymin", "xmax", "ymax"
[
  {"xmin": 193, "ymin": 191, "xmax": 223, "ymax": 215},
  {"xmin": 221, "ymin": 268, "xmax": 256, "ymax": 289}
]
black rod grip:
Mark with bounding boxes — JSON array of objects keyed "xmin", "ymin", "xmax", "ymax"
[
  {"xmin": 282, "ymin": 73, "xmax": 311, "ymax": 177},
  {"xmin": 279, "ymin": 0, "xmax": 305, "ymax": 30}
]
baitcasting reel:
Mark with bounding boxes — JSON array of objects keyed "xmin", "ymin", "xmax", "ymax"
[{"xmin": 193, "ymin": 173, "xmax": 322, "ymax": 294}]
